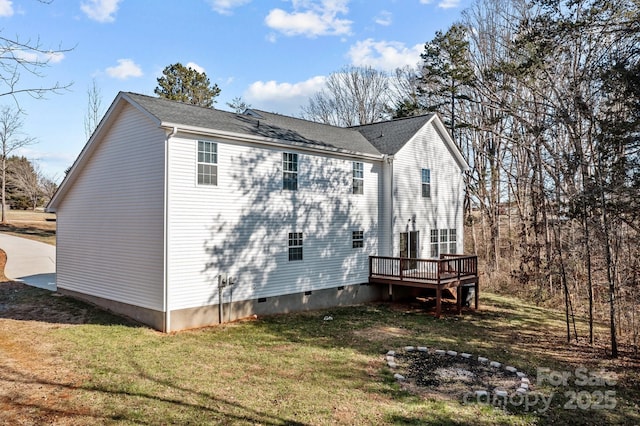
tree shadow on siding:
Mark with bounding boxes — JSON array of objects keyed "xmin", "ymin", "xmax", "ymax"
[{"xmin": 202, "ymin": 148, "xmax": 379, "ymax": 316}]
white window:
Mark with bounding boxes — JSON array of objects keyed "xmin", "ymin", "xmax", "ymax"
[
  {"xmin": 352, "ymin": 230, "xmax": 364, "ymax": 248},
  {"xmin": 440, "ymin": 229, "xmax": 448, "ymax": 256},
  {"xmin": 197, "ymin": 141, "xmax": 217, "ymax": 185},
  {"xmin": 430, "ymin": 229, "xmax": 439, "ymax": 257},
  {"xmin": 288, "ymin": 232, "xmax": 303, "ymax": 261},
  {"xmin": 283, "ymin": 153, "xmax": 298, "ymax": 190},
  {"xmin": 421, "ymin": 168, "xmax": 431, "ymax": 198},
  {"xmin": 449, "ymin": 228, "xmax": 457, "ymax": 254},
  {"xmin": 430, "ymin": 228, "xmax": 457, "ymax": 257},
  {"xmin": 352, "ymin": 162, "xmax": 364, "ymax": 194}
]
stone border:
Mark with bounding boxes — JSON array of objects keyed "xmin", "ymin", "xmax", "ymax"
[{"xmin": 385, "ymin": 346, "xmax": 531, "ymax": 396}]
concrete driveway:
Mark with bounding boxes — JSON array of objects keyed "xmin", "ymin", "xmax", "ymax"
[{"xmin": 0, "ymin": 233, "xmax": 56, "ymax": 291}]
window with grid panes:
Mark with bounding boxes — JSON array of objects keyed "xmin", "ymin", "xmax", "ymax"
[
  {"xmin": 430, "ymin": 229, "xmax": 439, "ymax": 257},
  {"xmin": 288, "ymin": 232, "xmax": 303, "ymax": 261},
  {"xmin": 283, "ymin": 153, "xmax": 298, "ymax": 190},
  {"xmin": 421, "ymin": 168, "xmax": 431, "ymax": 198},
  {"xmin": 352, "ymin": 230, "xmax": 363, "ymax": 248},
  {"xmin": 197, "ymin": 141, "xmax": 217, "ymax": 185},
  {"xmin": 449, "ymin": 228, "xmax": 457, "ymax": 254},
  {"xmin": 352, "ymin": 162, "xmax": 364, "ymax": 194},
  {"xmin": 440, "ymin": 229, "xmax": 448, "ymax": 256}
]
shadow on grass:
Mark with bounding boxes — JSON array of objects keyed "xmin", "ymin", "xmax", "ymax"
[
  {"xmin": 0, "ymin": 223, "xmax": 55, "ymax": 241},
  {"xmin": 0, "ymin": 281, "xmax": 139, "ymax": 327},
  {"xmin": 2, "ymin": 282, "xmax": 639, "ymax": 425},
  {"xmin": 0, "ymin": 363, "xmax": 308, "ymax": 425}
]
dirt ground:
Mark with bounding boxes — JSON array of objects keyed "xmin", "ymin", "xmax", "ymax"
[{"xmin": 0, "ymin": 250, "xmax": 94, "ymax": 425}]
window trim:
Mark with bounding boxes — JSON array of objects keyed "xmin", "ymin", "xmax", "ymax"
[
  {"xmin": 283, "ymin": 152, "xmax": 298, "ymax": 191},
  {"xmin": 197, "ymin": 140, "xmax": 218, "ymax": 186},
  {"xmin": 352, "ymin": 161, "xmax": 364, "ymax": 195},
  {"xmin": 430, "ymin": 228, "xmax": 457, "ymax": 257},
  {"xmin": 352, "ymin": 230, "xmax": 364, "ymax": 248},
  {"xmin": 288, "ymin": 232, "xmax": 303, "ymax": 261},
  {"xmin": 421, "ymin": 168, "xmax": 431, "ymax": 198},
  {"xmin": 449, "ymin": 228, "xmax": 457, "ymax": 254},
  {"xmin": 430, "ymin": 229, "xmax": 439, "ymax": 258}
]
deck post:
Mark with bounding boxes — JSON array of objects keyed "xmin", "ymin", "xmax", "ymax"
[
  {"xmin": 456, "ymin": 284, "xmax": 462, "ymax": 314},
  {"xmin": 435, "ymin": 285, "xmax": 442, "ymax": 318},
  {"xmin": 475, "ymin": 279, "xmax": 479, "ymax": 310}
]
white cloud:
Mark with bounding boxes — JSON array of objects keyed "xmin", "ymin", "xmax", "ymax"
[
  {"xmin": 45, "ymin": 51, "xmax": 65, "ymax": 64},
  {"xmin": 105, "ymin": 59, "xmax": 143, "ymax": 79},
  {"xmin": 420, "ymin": 0, "xmax": 461, "ymax": 8},
  {"xmin": 265, "ymin": 0, "xmax": 352, "ymax": 38},
  {"xmin": 347, "ymin": 39, "xmax": 422, "ymax": 72},
  {"xmin": 14, "ymin": 50, "xmax": 65, "ymax": 65},
  {"xmin": 207, "ymin": 0, "xmax": 251, "ymax": 15},
  {"xmin": 244, "ymin": 76, "xmax": 326, "ymax": 115},
  {"xmin": 374, "ymin": 10, "xmax": 392, "ymax": 26},
  {"xmin": 437, "ymin": 0, "xmax": 461, "ymax": 8},
  {"xmin": 186, "ymin": 62, "xmax": 206, "ymax": 73},
  {"xmin": 80, "ymin": 0, "xmax": 122, "ymax": 23},
  {"xmin": 0, "ymin": 0, "xmax": 14, "ymax": 17}
]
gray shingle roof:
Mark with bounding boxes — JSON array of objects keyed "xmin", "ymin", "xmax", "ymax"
[
  {"xmin": 352, "ymin": 114, "xmax": 436, "ymax": 155},
  {"xmin": 124, "ymin": 92, "xmax": 381, "ymax": 156}
]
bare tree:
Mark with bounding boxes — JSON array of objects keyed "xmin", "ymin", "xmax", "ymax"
[
  {"xmin": 39, "ymin": 174, "xmax": 58, "ymax": 205},
  {"xmin": 302, "ymin": 66, "xmax": 392, "ymax": 127},
  {"xmin": 0, "ymin": 35, "xmax": 72, "ymax": 105},
  {"xmin": 0, "ymin": 106, "xmax": 35, "ymax": 222},
  {"xmin": 84, "ymin": 79, "xmax": 103, "ymax": 140}
]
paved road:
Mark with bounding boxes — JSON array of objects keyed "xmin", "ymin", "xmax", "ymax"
[{"xmin": 0, "ymin": 233, "xmax": 56, "ymax": 291}]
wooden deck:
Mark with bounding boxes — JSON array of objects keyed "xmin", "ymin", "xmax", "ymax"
[{"xmin": 369, "ymin": 254, "xmax": 479, "ymax": 317}]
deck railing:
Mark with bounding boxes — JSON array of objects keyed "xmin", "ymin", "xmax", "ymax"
[{"xmin": 369, "ymin": 254, "xmax": 478, "ymax": 283}]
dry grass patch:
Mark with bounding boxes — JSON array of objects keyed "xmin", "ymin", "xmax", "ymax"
[{"xmin": 0, "ymin": 210, "xmax": 56, "ymax": 245}]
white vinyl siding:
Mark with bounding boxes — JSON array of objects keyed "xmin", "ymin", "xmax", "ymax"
[
  {"xmin": 392, "ymin": 119, "xmax": 465, "ymax": 258},
  {"xmin": 166, "ymin": 139, "xmax": 379, "ymax": 310},
  {"xmin": 55, "ymin": 104, "xmax": 165, "ymax": 310}
]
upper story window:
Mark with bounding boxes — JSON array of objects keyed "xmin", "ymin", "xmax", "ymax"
[
  {"xmin": 421, "ymin": 168, "xmax": 431, "ymax": 198},
  {"xmin": 352, "ymin": 162, "xmax": 364, "ymax": 195},
  {"xmin": 288, "ymin": 232, "xmax": 303, "ymax": 261},
  {"xmin": 283, "ymin": 152, "xmax": 298, "ymax": 191},
  {"xmin": 197, "ymin": 141, "xmax": 218, "ymax": 185},
  {"xmin": 352, "ymin": 230, "xmax": 364, "ymax": 248}
]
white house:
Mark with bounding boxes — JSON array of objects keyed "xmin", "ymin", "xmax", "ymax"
[{"xmin": 47, "ymin": 92, "xmax": 469, "ymax": 331}]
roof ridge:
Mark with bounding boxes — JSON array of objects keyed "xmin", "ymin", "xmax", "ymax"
[
  {"xmin": 349, "ymin": 113, "xmax": 434, "ymax": 129},
  {"xmin": 248, "ymin": 109, "xmax": 364, "ymax": 132},
  {"xmin": 124, "ymin": 91, "xmax": 235, "ymax": 116}
]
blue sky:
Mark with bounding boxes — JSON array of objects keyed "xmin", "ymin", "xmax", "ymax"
[{"xmin": 1, "ymin": 0, "xmax": 471, "ymax": 180}]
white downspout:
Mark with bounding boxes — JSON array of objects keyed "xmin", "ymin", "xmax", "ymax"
[{"xmin": 164, "ymin": 126, "xmax": 177, "ymax": 332}]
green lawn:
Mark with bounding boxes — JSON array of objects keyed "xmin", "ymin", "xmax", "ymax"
[{"xmin": 1, "ymin": 284, "xmax": 637, "ymax": 425}]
